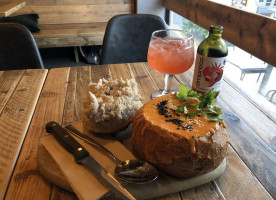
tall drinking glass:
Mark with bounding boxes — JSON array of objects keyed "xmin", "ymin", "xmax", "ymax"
[{"xmin": 147, "ymin": 29, "xmax": 194, "ymax": 98}]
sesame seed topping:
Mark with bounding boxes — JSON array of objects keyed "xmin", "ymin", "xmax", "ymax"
[{"xmin": 157, "ymin": 100, "xmax": 194, "ymax": 132}]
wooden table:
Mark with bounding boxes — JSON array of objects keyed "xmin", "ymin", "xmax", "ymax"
[{"xmin": 0, "ymin": 63, "xmax": 275, "ymax": 200}]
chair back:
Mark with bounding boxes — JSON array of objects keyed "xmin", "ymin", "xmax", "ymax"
[
  {"xmin": 100, "ymin": 14, "xmax": 167, "ymax": 65},
  {"xmin": 0, "ymin": 23, "xmax": 44, "ymax": 70}
]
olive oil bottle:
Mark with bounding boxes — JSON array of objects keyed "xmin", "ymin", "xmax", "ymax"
[{"xmin": 192, "ymin": 25, "xmax": 228, "ymax": 95}]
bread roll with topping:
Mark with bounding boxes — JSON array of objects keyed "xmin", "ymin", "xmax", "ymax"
[
  {"xmin": 83, "ymin": 78, "xmax": 142, "ymax": 134},
  {"xmin": 132, "ymin": 94, "xmax": 228, "ymax": 178}
]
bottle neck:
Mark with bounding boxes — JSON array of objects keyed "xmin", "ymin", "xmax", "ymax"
[
  {"xmin": 208, "ymin": 32, "xmax": 222, "ymax": 38},
  {"xmin": 208, "ymin": 25, "xmax": 223, "ymax": 38}
]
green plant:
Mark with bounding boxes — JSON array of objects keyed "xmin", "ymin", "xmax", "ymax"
[{"xmin": 182, "ymin": 19, "xmax": 208, "ymax": 40}]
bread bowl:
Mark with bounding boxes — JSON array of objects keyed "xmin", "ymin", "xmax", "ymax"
[
  {"xmin": 132, "ymin": 93, "xmax": 228, "ymax": 178},
  {"xmin": 83, "ymin": 78, "xmax": 142, "ymax": 134}
]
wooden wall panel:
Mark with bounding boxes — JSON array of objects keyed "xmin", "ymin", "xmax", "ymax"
[{"xmin": 164, "ymin": 0, "xmax": 276, "ymax": 67}]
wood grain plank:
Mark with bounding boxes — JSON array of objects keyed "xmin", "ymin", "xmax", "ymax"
[
  {"xmin": 216, "ymin": 146, "xmax": 273, "ymax": 199},
  {"xmin": 4, "ymin": 68, "xmax": 69, "ymax": 200},
  {"xmin": 0, "ymin": 70, "xmax": 24, "ymax": 114},
  {"xmin": 34, "ymin": 23, "xmax": 107, "ymax": 36},
  {"xmin": 0, "ymin": 1, "xmax": 26, "ymax": 17},
  {"xmin": 62, "ymin": 65, "xmax": 111, "ymax": 124},
  {"xmin": 223, "ymin": 72, "xmax": 276, "ymax": 123},
  {"xmin": 30, "ymin": 18, "xmax": 106, "ymax": 48},
  {"xmin": 91, "ymin": 65, "xmax": 111, "ymax": 82},
  {"xmin": 35, "ymin": 34, "xmax": 104, "ymax": 48},
  {"xmin": 62, "ymin": 66, "xmax": 92, "ymax": 126},
  {"xmin": 216, "ymin": 98, "xmax": 276, "ymax": 198},
  {"xmin": 220, "ymin": 82, "xmax": 276, "ymax": 151},
  {"xmin": 0, "ymin": 69, "xmax": 48, "ymax": 200},
  {"xmin": 16, "ymin": 4, "xmax": 134, "ymax": 24},
  {"xmin": 109, "ymin": 63, "xmax": 132, "ymax": 80},
  {"xmin": 50, "ymin": 185, "xmax": 77, "ymax": 200},
  {"xmin": 164, "ymin": 0, "xmax": 276, "ymax": 67},
  {"xmin": 128, "ymin": 63, "xmax": 160, "ymax": 104},
  {"xmin": 179, "ymin": 183, "xmax": 222, "ymax": 199}
]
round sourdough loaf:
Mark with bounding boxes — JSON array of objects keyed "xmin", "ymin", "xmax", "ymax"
[
  {"xmin": 132, "ymin": 94, "xmax": 228, "ymax": 178},
  {"xmin": 83, "ymin": 78, "xmax": 142, "ymax": 134}
]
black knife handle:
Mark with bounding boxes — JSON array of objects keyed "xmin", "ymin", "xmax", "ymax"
[{"xmin": 46, "ymin": 121, "xmax": 89, "ymax": 163}]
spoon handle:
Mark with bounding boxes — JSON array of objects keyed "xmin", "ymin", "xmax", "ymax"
[{"xmin": 65, "ymin": 125, "xmax": 120, "ymax": 164}]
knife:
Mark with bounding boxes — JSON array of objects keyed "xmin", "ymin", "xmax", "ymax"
[
  {"xmin": 64, "ymin": 124, "xmax": 116, "ymax": 161},
  {"xmin": 46, "ymin": 121, "xmax": 136, "ymax": 200}
]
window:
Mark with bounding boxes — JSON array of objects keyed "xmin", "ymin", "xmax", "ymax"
[
  {"xmin": 169, "ymin": 9, "xmax": 276, "ymax": 115},
  {"xmin": 210, "ymin": 0, "xmax": 276, "ymax": 19}
]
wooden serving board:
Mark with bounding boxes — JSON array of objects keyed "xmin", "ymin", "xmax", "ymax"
[
  {"xmin": 38, "ymin": 146, "xmax": 73, "ymax": 193},
  {"xmin": 38, "ymin": 123, "xmax": 226, "ymax": 200}
]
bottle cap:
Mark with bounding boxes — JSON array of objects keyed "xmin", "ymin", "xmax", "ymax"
[{"xmin": 210, "ymin": 25, "xmax": 223, "ymax": 34}]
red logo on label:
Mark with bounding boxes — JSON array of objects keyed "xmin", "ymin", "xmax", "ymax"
[{"xmin": 203, "ymin": 62, "xmax": 224, "ymax": 87}]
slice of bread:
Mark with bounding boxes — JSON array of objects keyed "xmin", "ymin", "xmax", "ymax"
[{"xmin": 83, "ymin": 78, "xmax": 142, "ymax": 134}]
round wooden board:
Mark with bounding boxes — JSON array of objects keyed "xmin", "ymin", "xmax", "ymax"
[{"xmin": 37, "ymin": 146, "xmax": 73, "ymax": 192}]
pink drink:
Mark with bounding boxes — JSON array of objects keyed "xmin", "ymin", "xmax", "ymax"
[{"xmin": 148, "ymin": 37, "xmax": 194, "ymax": 74}]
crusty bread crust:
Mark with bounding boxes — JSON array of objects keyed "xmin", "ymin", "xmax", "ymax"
[
  {"xmin": 132, "ymin": 95, "xmax": 228, "ymax": 178},
  {"xmin": 83, "ymin": 115, "xmax": 132, "ymax": 134},
  {"xmin": 83, "ymin": 78, "xmax": 142, "ymax": 134}
]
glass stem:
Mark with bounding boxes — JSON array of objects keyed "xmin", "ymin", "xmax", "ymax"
[{"xmin": 162, "ymin": 74, "xmax": 173, "ymax": 95}]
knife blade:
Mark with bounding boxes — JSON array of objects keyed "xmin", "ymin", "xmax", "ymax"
[{"xmin": 46, "ymin": 121, "xmax": 136, "ymax": 200}]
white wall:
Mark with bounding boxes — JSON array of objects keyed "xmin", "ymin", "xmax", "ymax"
[{"xmin": 136, "ymin": 0, "xmax": 166, "ymax": 19}]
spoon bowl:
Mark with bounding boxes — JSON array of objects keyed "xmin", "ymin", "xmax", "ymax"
[
  {"xmin": 65, "ymin": 125, "xmax": 158, "ymax": 184},
  {"xmin": 115, "ymin": 159, "xmax": 158, "ymax": 183}
]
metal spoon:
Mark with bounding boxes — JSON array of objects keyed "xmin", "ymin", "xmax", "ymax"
[{"xmin": 65, "ymin": 125, "xmax": 158, "ymax": 184}]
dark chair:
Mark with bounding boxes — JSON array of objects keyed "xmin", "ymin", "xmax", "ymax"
[
  {"xmin": 100, "ymin": 14, "xmax": 167, "ymax": 65},
  {"xmin": 0, "ymin": 23, "xmax": 44, "ymax": 70}
]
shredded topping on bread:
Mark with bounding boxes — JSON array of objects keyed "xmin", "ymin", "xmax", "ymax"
[{"xmin": 83, "ymin": 78, "xmax": 142, "ymax": 122}]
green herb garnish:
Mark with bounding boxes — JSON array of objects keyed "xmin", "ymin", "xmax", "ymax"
[
  {"xmin": 185, "ymin": 108, "xmax": 202, "ymax": 117},
  {"xmin": 176, "ymin": 84, "xmax": 201, "ymax": 101},
  {"xmin": 201, "ymin": 105, "xmax": 222, "ymax": 122},
  {"xmin": 176, "ymin": 84, "xmax": 189, "ymax": 101},
  {"xmin": 198, "ymin": 89, "xmax": 216, "ymax": 108},
  {"xmin": 175, "ymin": 84, "xmax": 223, "ymax": 122}
]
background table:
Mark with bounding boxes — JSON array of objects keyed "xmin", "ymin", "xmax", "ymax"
[
  {"xmin": 0, "ymin": 63, "xmax": 275, "ymax": 200},
  {"xmin": 0, "ymin": 1, "xmax": 25, "ymax": 17}
]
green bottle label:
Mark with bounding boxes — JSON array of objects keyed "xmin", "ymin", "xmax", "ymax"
[{"xmin": 192, "ymin": 54, "xmax": 227, "ymax": 93}]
